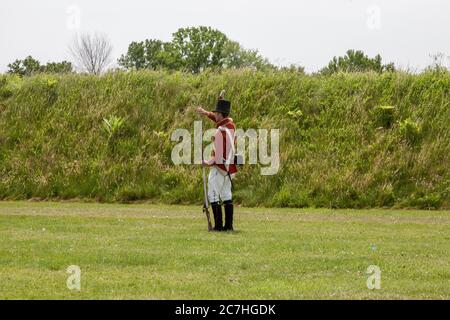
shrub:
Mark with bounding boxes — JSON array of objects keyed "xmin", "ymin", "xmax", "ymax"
[
  {"xmin": 398, "ymin": 118, "xmax": 422, "ymax": 145},
  {"xmin": 102, "ymin": 115, "xmax": 125, "ymax": 140},
  {"xmin": 0, "ymin": 75, "xmax": 23, "ymax": 99},
  {"xmin": 371, "ymin": 105, "xmax": 395, "ymax": 129}
]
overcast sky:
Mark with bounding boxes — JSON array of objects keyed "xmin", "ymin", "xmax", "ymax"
[{"xmin": 1, "ymin": 0, "xmax": 449, "ymax": 72}]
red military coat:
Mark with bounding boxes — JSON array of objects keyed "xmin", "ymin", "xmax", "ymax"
[{"xmin": 206, "ymin": 112, "xmax": 238, "ymax": 175}]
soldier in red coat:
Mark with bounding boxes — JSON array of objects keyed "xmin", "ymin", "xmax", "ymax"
[{"xmin": 196, "ymin": 94, "xmax": 237, "ymax": 231}]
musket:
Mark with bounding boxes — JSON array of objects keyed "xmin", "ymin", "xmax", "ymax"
[{"xmin": 202, "ymin": 163, "xmax": 213, "ymax": 231}]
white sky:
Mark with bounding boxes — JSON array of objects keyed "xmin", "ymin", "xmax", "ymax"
[{"xmin": 1, "ymin": 0, "xmax": 449, "ymax": 72}]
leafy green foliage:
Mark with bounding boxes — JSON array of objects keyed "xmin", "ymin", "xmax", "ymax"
[
  {"xmin": 171, "ymin": 26, "xmax": 228, "ymax": 73},
  {"xmin": 287, "ymin": 109, "xmax": 304, "ymax": 121},
  {"xmin": 118, "ymin": 26, "xmax": 275, "ymax": 73},
  {"xmin": 117, "ymin": 39, "xmax": 179, "ymax": 70},
  {"xmin": 371, "ymin": 105, "xmax": 396, "ymax": 128},
  {"xmin": 7, "ymin": 56, "xmax": 41, "ymax": 76},
  {"xmin": 7, "ymin": 56, "xmax": 73, "ymax": 76},
  {"xmin": 321, "ymin": 50, "xmax": 395, "ymax": 74},
  {"xmin": 0, "ymin": 75, "xmax": 23, "ymax": 99},
  {"xmin": 42, "ymin": 61, "xmax": 73, "ymax": 74},
  {"xmin": 102, "ymin": 115, "xmax": 125, "ymax": 147},
  {"xmin": 398, "ymin": 118, "xmax": 422, "ymax": 145}
]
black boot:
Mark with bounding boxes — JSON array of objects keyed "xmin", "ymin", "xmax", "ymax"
[
  {"xmin": 211, "ymin": 202, "xmax": 223, "ymax": 231},
  {"xmin": 223, "ymin": 200, "xmax": 234, "ymax": 231}
]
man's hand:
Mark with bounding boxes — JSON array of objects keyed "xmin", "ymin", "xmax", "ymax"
[
  {"xmin": 202, "ymin": 159, "xmax": 213, "ymax": 166},
  {"xmin": 196, "ymin": 106, "xmax": 209, "ymax": 116}
]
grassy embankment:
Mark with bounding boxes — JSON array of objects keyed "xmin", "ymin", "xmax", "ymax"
[{"xmin": 0, "ymin": 70, "xmax": 449, "ymax": 208}]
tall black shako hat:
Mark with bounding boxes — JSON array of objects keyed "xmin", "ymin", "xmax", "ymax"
[{"xmin": 213, "ymin": 90, "xmax": 231, "ymax": 114}]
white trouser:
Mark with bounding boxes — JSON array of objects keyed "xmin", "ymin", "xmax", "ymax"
[{"xmin": 207, "ymin": 166, "xmax": 233, "ymax": 203}]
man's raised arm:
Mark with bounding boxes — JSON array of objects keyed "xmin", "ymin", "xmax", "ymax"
[{"xmin": 196, "ymin": 106, "xmax": 216, "ymax": 122}]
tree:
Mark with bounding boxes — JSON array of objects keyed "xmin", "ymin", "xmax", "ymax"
[
  {"xmin": 279, "ymin": 64, "xmax": 305, "ymax": 74},
  {"xmin": 320, "ymin": 50, "xmax": 395, "ymax": 75},
  {"xmin": 69, "ymin": 33, "xmax": 113, "ymax": 75},
  {"xmin": 7, "ymin": 59, "xmax": 27, "ymax": 76},
  {"xmin": 118, "ymin": 26, "xmax": 275, "ymax": 73},
  {"xmin": 222, "ymin": 40, "xmax": 275, "ymax": 71},
  {"xmin": 7, "ymin": 56, "xmax": 73, "ymax": 76},
  {"xmin": 118, "ymin": 39, "xmax": 179, "ymax": 70},
  {"xmin": 7, "ymin": 56, "xmax": 41, "ymax": 76},
  {"xmin": 43, "ymin": 61, "xmax": 73, "ymax": 73},
  {"xmin": 21, "ymin": 56, "xmax": 42, "ymax": 75},
  {"xmin": 170, "ymin": 26, "xmax": 228, "ymax": 73}
]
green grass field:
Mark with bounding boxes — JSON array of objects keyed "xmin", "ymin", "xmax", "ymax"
[{"xmin": 0, "ymin": 201, "xmax": 448, "ymax": 299}]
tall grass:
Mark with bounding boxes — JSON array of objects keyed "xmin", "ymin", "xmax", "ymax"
[{"xmin": 0, "ymin": 69, "xmax": 448, "ymax": 208}]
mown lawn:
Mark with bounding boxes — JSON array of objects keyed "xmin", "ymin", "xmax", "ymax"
[{"xmin": 0, "ymin": 201, "xmax": 448, "ymax": 299}]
